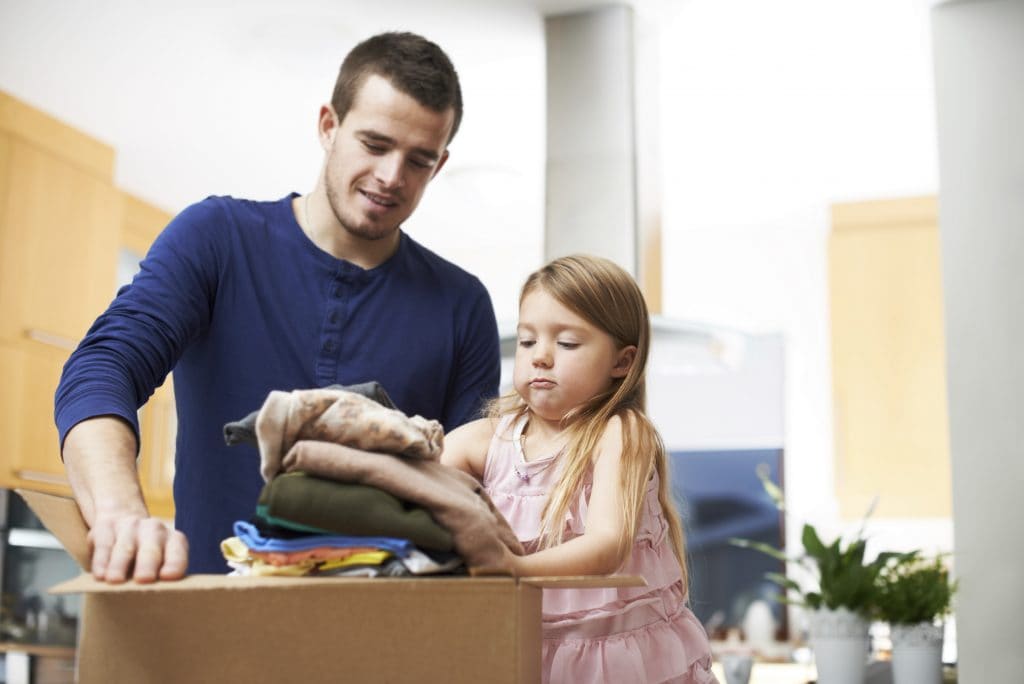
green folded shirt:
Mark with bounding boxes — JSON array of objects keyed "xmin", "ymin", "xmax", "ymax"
[{"xmin": 256, "ymin": 471, "xmax": 454, "ymax": 551}]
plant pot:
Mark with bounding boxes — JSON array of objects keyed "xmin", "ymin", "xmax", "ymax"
[
  {"xmin": 890, "ymin": 622, "xmax": 944, "ymax": 684},
  {"xmin": 809, "ymin": 607, "xmax": 869, "ymax": 684}
]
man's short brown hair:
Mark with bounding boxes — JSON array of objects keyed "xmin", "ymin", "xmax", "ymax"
[{"xmin": 331, "ymin": 32, "xmax": 463, "ymax": 144}]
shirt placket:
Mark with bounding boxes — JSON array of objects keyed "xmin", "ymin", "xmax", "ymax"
[{"xmin": 314, "ymin": 269, "xmax": 350, "ymax": 386}]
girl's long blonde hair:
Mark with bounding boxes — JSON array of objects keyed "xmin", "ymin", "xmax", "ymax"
[{"xmin": 490, "ymin": 254, "xmax": 688, "ymax": 586}]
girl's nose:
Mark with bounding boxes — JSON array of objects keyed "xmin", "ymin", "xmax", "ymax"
[{"xmin": 532, "ymin": 344, "xmax": 552, "ymax": 368}]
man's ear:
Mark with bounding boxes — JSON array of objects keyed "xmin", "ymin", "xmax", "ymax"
[
  {"xmin": 318, "ymin": 105, "xmax": 338, "ymax": 150},
  {"xmin": 430, "ymin": 150, "xmax": 450, "ymax": 179},
  {"xmin": 611, "ymin": 345, "xmax": 637, "ymax": 378}
]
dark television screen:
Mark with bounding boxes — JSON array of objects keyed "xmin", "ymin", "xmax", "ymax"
[{"xmin": 668, "ymin": 448, "xmax": 786, "ymax": 640}]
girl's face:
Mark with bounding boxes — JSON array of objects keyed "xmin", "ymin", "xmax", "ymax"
[{"xmin": 513, "ymin": 288, "xmax": 634, "ymax": 423}]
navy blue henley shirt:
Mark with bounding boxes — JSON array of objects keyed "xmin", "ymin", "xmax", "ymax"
[{"xmin": 55, "ymin": 194, "xmax": 500, "ymax": 573}]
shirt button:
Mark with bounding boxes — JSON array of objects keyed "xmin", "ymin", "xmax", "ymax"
[
  {"xmin": 333, "ymin": 285, "xmax": 343, "ymax": 297},
  {"xmin": 323, "ymin": 340, "xmax": 335, "ymax": 353},
  {"xmin": 329, "ymin": 311, "xmax": 339, "ymax": 324}
]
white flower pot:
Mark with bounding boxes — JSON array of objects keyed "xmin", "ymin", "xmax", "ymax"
[
  {"xmin": 890, "ymin": 622, "xmax": 944, "ymax": 684},
  {"xmin": 809, "ymin": 607, "xmax": 870, "ymax": 684}
]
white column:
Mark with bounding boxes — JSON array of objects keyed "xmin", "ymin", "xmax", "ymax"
[
  {"xmin": 932, "ymin": 0, "xmax": 1024, "ymax": 680},
  {"xmin": 544, "ymin": 5, "xmax": 637, "ymax": 274}
]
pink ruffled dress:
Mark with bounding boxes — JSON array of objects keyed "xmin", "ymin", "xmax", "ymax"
[{"xmin": 484, "ymin": 415, "xmax": 718, "ymax": 684}]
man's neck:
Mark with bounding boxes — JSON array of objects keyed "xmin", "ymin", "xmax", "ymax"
[{"xmin": 294, "ymin": 194, "xmax": 400, "ymax": 270}]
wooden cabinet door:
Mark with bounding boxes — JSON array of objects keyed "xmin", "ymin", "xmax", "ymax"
[
  {"xmin": 0, "ymin": 339, "xmax": 73, "ymax": 494},
  {"xmin": 829, "ymin": 197, "xmax": 952, "ymax": 519},
  {"xmin": 0, "ymin": 137, "xmax": 120, "ymax": 344}
]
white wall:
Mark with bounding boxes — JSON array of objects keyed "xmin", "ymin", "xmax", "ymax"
[
  {"xmin": 0, "ymin": 0, "xmax": 547, "ymax": 323},
  {"xmin": 652, "ymin": 0, "xmax": 950, "ymax": 563}
]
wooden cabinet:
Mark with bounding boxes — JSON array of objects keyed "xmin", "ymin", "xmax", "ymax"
[
  {"xmin": 0, "ymin": 137, "xmax": 120, "ymax": 344},
  {"xmin": 0, "ymin": 92, "xmax": 177, "ymax": 519},
  {"xmin": 0, "ymin": 94, "xmax": 119, "ymax": 494},
  {"xmin": 829, "ymin": 196, "xmax": 952, "ymax": 519},
  {"xmin": 0, "ymin": 340, "xmax": 75, "ymax": 494}
]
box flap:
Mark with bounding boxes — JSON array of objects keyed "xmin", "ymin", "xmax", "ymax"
[
  {"xmin": 50, "ymin": 573, "xmax": 521, "ymax": 594},
  {"xmin": 49, "ymin": 571, "xmax": 643, "ymax": 595},
  {"xmin": 15, "ymin": 488, "xmax": 90, "ymax": 571},
  {"xmin": 520, "ymin": 575, "xmax": 647, "ymax": 589}
]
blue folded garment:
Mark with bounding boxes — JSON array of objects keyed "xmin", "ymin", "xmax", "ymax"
[{"xmin": 233, "ymin": 520, "xmax": 414, "ymax": 557}]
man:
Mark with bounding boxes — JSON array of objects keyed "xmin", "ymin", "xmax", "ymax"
[{"xmin": 55, "ymin": 32, "xmax": 500, "ymax": 582}]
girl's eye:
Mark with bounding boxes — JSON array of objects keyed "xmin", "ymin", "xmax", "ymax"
[
  {"xmin": 518, "ymin": 339, "xmax": 536, "ymax": 348},
  {"xmin": 557, "ymin": 341, "xmax": 580, "ymax": 349}
]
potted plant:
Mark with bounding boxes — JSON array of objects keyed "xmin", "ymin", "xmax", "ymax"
[
  {"xmin": 875, "ymin": 553, "xmax": 956, "ymax": 684},
  {"xmin": 732, "ymin": 467, "xmax": 911, "ymax": 684}
]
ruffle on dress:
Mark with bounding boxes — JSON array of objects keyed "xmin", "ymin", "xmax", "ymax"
[{"xmin": 543, "ymin": 584, "xmax": 717, "ymax": 684}]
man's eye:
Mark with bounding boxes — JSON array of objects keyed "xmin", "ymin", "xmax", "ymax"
[
  {"xmin": 409, "ymin": 158, "xmax": 433, "ymax": 169},
  {"xmin": 363, "ymin": 142, "xmax": 386, "ymax": 153}
]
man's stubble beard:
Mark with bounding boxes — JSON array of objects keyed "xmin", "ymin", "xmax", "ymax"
[{"xmin": 324, "ymin": 180, "xmax": 402, "ymax": 243}]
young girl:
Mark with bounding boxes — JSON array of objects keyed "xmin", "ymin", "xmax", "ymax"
[{"xmin": 443, "ymin": 255, "xmax": 717, "ymax": 683}]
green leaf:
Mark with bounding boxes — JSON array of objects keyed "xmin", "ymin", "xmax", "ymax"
[
  {"xmin": 730, "ymin": 537, "xmax": 795, "ymax": 563},
  {"xmin": 766, "ymin": 572, "xmax": 802, "ymax": 592},
  {"xmin": 756, "ymin": 463, "xmax": 786, "ymax": 511},
  {"xmin": 802, "ymin": 524, "xmax": 828, "ymax": 561}
]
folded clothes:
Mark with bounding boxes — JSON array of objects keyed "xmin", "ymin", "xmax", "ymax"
[
  {"xmin": 223, "ymin": 381, "xmax": 396, "ymax": 447},
  {"xmin": 222, "ymin": 536, "xmax": 393, "ymax": 577},
  {"xmin": 255, "ymin": 472, "xmax": 454, "ymax": 552},
  {"xmin": 233, "ymin": 520, "xmax": 414, "ymax": 558},
  {"xmin": 254, "ymin": 387, "xmax": 444, "ymax": 481},
  {"xmin": 280, "ymin": 441, "xmax": 523, "ymax": 574},
  {"xmin": 222, "ymin": 536, "xmax": 463, "ymax": 577},
  {"xmin": 250, "ymin": 545, "xmax": 383, "ymax": 567}
]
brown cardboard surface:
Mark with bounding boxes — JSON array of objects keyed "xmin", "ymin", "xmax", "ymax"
[
  {"xmin": 50, "ymin": 571, "xmax": 645, "ymax": 595},
  {"xmin": 76, "ymin": 576, "xmax": 542, "ymax": 683},
  {"xmin": 16, "ymin": 488, "xmax": 90, "ymax": 570},
  {"xmin": 19, "ymin": 488, "xmax": 645, "ymax": 683}
]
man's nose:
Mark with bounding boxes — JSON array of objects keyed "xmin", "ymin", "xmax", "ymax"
[{"xmin": 375, "ymin": 154, "xmax": 405, "ymax": 190}]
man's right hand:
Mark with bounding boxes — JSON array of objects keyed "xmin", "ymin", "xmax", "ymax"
[
  {"xmin": 87, "ymin": 509, "xmax": 188, "ymax": 583},
  {"xmin": 63, "ymin": 416, "xmax": 190, "ymax": 582}
]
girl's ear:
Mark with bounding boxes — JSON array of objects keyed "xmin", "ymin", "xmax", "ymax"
[{"xmin": 611, "ymin": 345, "xmax": 637, "ymax": 378}]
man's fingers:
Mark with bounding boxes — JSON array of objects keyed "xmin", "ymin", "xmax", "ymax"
[
  {"xmin": 104, "ymin": 516, "xmax": 141, "ymax": 583},
  {"xmin": 159, "ymin": 530, "xmax": 189, "ymax": 580},
  {"xmin": 132, "ymin": 518, "xmax": 169, "ymax": 583},
  {"xmin": 87, "ymin": 519, "xmax": 117, "ymax": 580},
  {"xmin": 86, "ymin": 513, "xmax": 188, "ymax": 583}
]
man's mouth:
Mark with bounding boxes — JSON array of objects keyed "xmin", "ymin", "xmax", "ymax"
[{"xmin": 360, "ymin": 189, "xmax": 399, "ymax": 208}]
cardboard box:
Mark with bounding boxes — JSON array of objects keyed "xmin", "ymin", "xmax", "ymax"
[{"xmin": 19, "ymin": 489, "xmax": 643, "ymax": 683}]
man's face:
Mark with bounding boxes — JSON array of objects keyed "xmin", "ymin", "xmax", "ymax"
[{"xmin": 322, "ymin": 74, "xmax": 454, "ymax": 242}]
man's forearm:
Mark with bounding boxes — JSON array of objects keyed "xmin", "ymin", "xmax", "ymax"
[{"xmin": 62, "ymin": 416, "xmax": 147, "ymax": 525}]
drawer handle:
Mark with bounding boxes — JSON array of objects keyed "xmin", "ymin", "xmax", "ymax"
[
  {"xmin": 14, "ymin": 469, "xmax": 70, "ymax": 486},
  {"xmin": 24, "ymin": 328, "xmax": 78, "ymax": 351}
]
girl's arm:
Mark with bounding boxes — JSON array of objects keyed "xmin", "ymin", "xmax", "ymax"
[
  {"xmin": 440, "ymin": 416, "xmax": 495, "ymax": 480},
  {"xmin": 507, "ymin": 415, "xmax": 630, "ymax": 577}
]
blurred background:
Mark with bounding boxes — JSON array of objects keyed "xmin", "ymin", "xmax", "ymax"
[{"xmin": 1, "ymin": 0, "xmax": 1021, "ymax": 681}]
